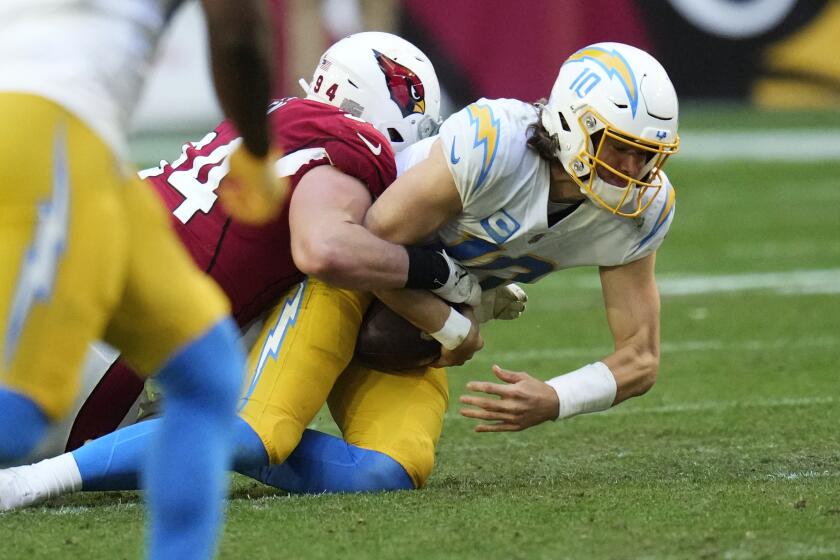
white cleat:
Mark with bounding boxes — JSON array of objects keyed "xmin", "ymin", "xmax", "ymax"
[{"xmin": 0, "ymin": 466, "xmax": 45, "ymax": 512}]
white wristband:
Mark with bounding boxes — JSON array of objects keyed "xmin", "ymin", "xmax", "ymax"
[
  {"xmin": 546, "ymin": 362, "xmax": 617, "ymax": 420},
  {"xmin": 428, "ymin": 308, "xmax": 472, "ymax": 350}
]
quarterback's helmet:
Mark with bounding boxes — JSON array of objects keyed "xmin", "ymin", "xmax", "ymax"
[
  {"xmin": 541, "ymin": 42, "xmax": 680, "ymax": 217},
  {"xmin": 301, "ymin": 31, "xmax": 441, "ymax": 152}
]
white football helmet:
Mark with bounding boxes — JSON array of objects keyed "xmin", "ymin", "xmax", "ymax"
[
  {"xmin": 301, "ymin": 31, "xmax": 441, "ymax": 152},
  {"xmin": 541, "ymin": 42, "xmax": 680, "ymax": 217}
]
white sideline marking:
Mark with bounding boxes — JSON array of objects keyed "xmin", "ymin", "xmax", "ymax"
[
  {"xmin": 572, "ymin": 268, "xmax": 840, "ymax": 296},
  {"xmin": 682, "ymin": 129, "xmax": 840, "ymax": 161},
  {"xmin": 608, "ymin": 395, "xmax": 836, "ymax": 417},
  {"xmin": 656, "ymin": 268, "xmax": 840, "ymax": 296},
  {"xmin": 476, "ymin": 335, "xmax": 838, "ymax": 364},
  {"xmin": 721, "ymin": 544, "xmax": 840, "ymax": 560},
  {"xmin": 765, "ymin": 470, "xmax": 836, "ymax": 481}
]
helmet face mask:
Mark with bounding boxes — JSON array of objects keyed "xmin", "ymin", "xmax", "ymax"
[
  {"xmin": 571, "ymin": 109, "xmax": 678, "ymax": 216},
  {"xmin": 541, "ymin": 42, "xmax": 680, "ymax": 217},
  {"xmin": 303, "ymin": 32, "xmax": 441, "ymax": 152}
]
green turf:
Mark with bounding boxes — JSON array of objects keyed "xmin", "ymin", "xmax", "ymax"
[{"xmin": 3, "ymin": 146, "xmax": 839, "ymax": 559}]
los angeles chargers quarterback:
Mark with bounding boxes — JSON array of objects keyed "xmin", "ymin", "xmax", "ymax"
[{"xmin": 367, "ymin": 41, "xmax": 680, "ymax": 431}]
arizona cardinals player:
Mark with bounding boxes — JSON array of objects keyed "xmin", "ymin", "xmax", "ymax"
[{"xmin": 0, "ymin": 31, "xmax": 479, "ymax": 509}]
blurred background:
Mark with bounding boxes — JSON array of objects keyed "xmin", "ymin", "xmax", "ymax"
[{"xmin": 129, "ymin": 0, "xmax": 840, "ymax": 164}]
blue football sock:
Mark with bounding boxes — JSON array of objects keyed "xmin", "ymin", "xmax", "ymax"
[
  {"xmin": 243, "ymin": 429, "xmax": 414, "ymax": 494},
  {"xmin": 73, "ymin": 398, "xmax": 268, "ymax": 492},
  {"xmin": 73, "ymin": 409, "xmax": 268, "ymax": 493},
  {"xmin": 145, "ymin": 319, "xmax": 243, "ymax": 560},
  {"xmin": 72, "ymin": 418, "xmax": 156, "ymax": 491},
  {"xmin": 0, "ymin": 389, "xmax": 48, "ymax": 463}
]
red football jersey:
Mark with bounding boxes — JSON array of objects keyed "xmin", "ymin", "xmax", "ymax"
[{"xmin": 142, "ymin": 97, "xmax": 397, "ymax": 326}]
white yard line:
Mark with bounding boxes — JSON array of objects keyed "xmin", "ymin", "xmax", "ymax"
[
  {"xmin": 477, "ymin": 335, "xmax": 837, "ymax": 364},
  {"xmin": 656, "ymin": 268, "xmax": 840, "ymax": 296},
  {"xmin": 681, "ymin": 129, "xmax": 840, "ymax": 161},
  {"xmin": 606, "ymin": 395, "xmax": 837, "ymax": 417},
  {"xmin": 571, "ymin": 268, "xmax": 840, "ymax": 296},
  {"xmin": 447, "ymin": 394, "xmax": 836, "ymax": 423}
]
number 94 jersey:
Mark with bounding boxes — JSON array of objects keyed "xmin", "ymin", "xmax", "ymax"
[
  {"xmin": 401, "ymin": 98, "xmax": 676, "ymax": 290},
  {"xmin": 141, "ymin": 97, "xmax": 396, "ymax": 326}
]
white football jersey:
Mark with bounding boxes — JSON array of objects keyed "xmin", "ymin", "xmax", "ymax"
[
  {"xmin": 0, "ymin": 0, "xmax": 184, "ymax": 157},
  {"xmin": 397, "ymin": 98, "xmax": 676, "ymax": 289}
]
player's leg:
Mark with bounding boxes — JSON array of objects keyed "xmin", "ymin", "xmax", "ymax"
[
  {"xmin": 104, "ymin": 178, "xmax": 242, "ymax": 560},
  {"xmin": 1, "ymin": 278, "xmax": 368, "ymax": 509},
  {"xmin": 237, "ymin": 278, "xmax": 373, "ymax": 467},
  {"xmin": 0, "ymin": 412, "xmax": 270, "ymax": 512},
  {"xmin": 329, "ymin": 362, "xmax": 448, "ymax": 489},
  {"xmin": 245, "ymin": 428, "xmax": 414, "ymax": 493},
  {"xmin": 248, "ymin": 362, "xmax": 448, "ymax": 493},
  {"xmin": 0, "ymin": 94, "xmax": 127, "ymax": 462}
]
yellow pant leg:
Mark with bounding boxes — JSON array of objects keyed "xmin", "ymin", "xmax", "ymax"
[
  {"xmin": 239, "ymin": 278, "xmax": 372, "ymax": 464},
  {"xmin": 0, "ymin": 94, "xmax": 127, "ymax": 419},
  {"xmin": 102, "ymin": 176, "xmax": 229, "ymax": 375},
  {"xmin": 328, "ymin": 362, "xmax": 449, "ymax": 488}
]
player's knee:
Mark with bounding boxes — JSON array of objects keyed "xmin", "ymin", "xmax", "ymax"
[
  {"xmin": 363, "ymin": 441, "xmax": 435, "ymax": 490},
  {"xmin": 267, "ymin": 418, "xmax": 306, "ymax": 465},
  {"xmin": 353, "ymin": 450, "xmax": 415, "ymax": 492},
  {"xmin": 405, "ymin": 447, "xmax": 436, "ymax": 489}
]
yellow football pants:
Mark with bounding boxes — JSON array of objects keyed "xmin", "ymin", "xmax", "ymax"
[
  {"xmin": 239, "ymin": 278, "xmax": 448, "ymax": 488},
  {"xmin": 0, "ymin": 93, "xmax": 229, "ymax": 419}
]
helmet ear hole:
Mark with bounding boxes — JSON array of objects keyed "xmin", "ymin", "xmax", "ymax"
[
  {"xmin": 387, "ymin": 128, "xmax": 404, "ymax": 143},
  {"xmin": 558, "ymin": 112, "xmax": 571, "ymax": 132}
]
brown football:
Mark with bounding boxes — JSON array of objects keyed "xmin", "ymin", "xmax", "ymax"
[{"xmin": 354, "ymin": 299, "xmax": 441, "ymax": 371}]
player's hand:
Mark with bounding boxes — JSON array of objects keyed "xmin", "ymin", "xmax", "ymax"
[
  {"xmin": 430, "ymin": 251, "xmax": 482, "ymax": 307},
  {"xmin": 433, "ymin": 307, "xmax": 483, "ymax": 367},
  {"xmin": 474, "ymin": 283, "xmax": 528, "ymax": 323},
  {"xmin": 219, "ymin": 145, "xmax": 289, "ymax": 225},
  {"xmin": 459, "ymin": 365, "xmax": 559, "ymax": 432}
]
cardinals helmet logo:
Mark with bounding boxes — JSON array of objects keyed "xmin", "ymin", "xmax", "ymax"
[{"xmin": 373, "ymin": 49, "xmax": 426, "ymax": 118}]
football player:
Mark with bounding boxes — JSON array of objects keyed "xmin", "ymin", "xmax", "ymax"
[
  {"xmin": 246, "ymin": 41, "xmax": 681, "ymax": 490},
  {"xmin": 0, "ymin": 31, "xmax": 481, "ymax": 506},
  {"xmin": 367, "ymin": 41, "xmax": 680, "ymax": 433},
  {"xmin": 2, "ymin": 41, "xmax": 679, "ymax": 504},
  {"xmin": 0, "ymin": 1, "xmax": 283, "ymax": 557}
]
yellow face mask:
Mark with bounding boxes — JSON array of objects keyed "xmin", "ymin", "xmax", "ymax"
[{"xmin": 568, "ymin": 109, "xmax": 680, "ymax": 218}]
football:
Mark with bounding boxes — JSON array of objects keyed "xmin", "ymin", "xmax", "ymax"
[{"xmin": 354, "ymin": 299, "xmax": 441, "ymax": 371}]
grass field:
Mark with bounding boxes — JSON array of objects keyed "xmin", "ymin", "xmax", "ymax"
[{"xmin": 2, "ymin": 115, "xmax": 840, "ymax": 559}]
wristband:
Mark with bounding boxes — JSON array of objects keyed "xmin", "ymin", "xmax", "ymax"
[
  {"xmin": 405, "ymin": 246, "xmax": 450, "ymax": 290},
  {"xmin": 427, "ymin": 308, "xmax": 472, "ymax": 350},
  {"xmin": 546, "ymin": 362, "xmax": 617, "ymax": 420}
]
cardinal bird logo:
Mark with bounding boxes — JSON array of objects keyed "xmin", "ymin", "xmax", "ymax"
[{"xmin": 373, "ymin": 50, "xmax": 426, "ymax": 118}]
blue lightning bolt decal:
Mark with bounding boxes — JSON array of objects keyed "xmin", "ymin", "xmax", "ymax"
[
  {"xmin": 238, "ymin": 279, "xmax": 307, "ymax": 410},
  {"xmin": 5, "ymin": 126, "xmax": 70, "ymax": 366},
  {"xmin": 466, "ymin": 103, "xmax": 500, "ymax": 192},
  {"xmin": 567, "ymin": 47, "xmax": 639, "ymax": 116}
]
